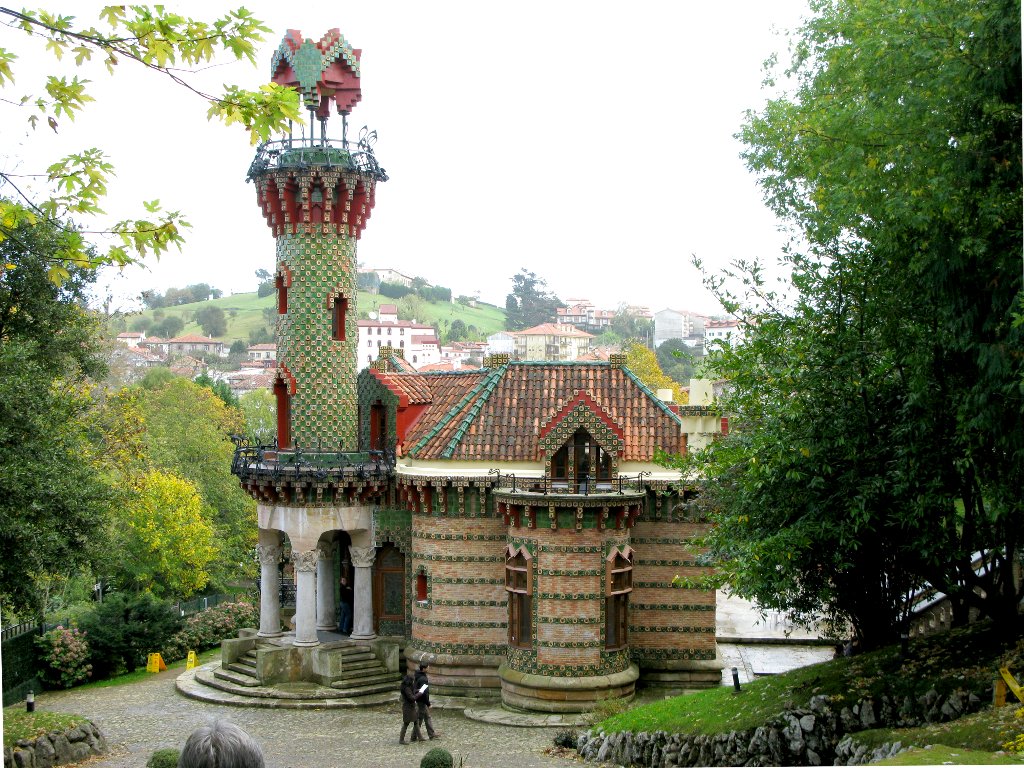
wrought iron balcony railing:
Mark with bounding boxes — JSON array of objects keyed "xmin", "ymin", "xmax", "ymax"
[
  {"xmin": 247, "ymin": 134, "xmax": 388, "ymax": 183},
  {"xmin": 487, "ymin": 469, "xmax": 650, "ymax": 497},
  {"xmin": 230, "ymin": 436, "xmax": 395, "ymax": 484}
]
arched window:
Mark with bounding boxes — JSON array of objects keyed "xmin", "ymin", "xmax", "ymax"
[
  {"xmin": 331, "ymin": 295, "xmax": 348, "ymax": 341},
  {"xmin": 549, "ymin": 428, "xmax": 612, "ymax": 492},
  {"xmin": 605, "ymin": 548, "xmax": 633, "ymax": 650},
  {"xmin": 276, "ymin": 272, "xmax": 288, "ymax": 314},
  {"xmin": 273, "ymin": 376, "xmax": 291, "ymax": 448},
  {"xmin": 505, "ymin": 546, "xmax": 532, "ymax": 649}
]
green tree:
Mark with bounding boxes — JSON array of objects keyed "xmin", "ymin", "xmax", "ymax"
[
  {"xmin": 504, "ymin": 269, "xmax": 561, "ymax": 331},
  {"xmin": 151, "ymin": 315, "xmax": 184, "ymax": 339},
  {"xmin": 0, "ymin": 6, "xmax": 301, "ymax": 283},
  {"xmin": 680, "ymin": 0, "xmax": 1022, "ymax": 647},
  {"xmin": 655, "ymin": 339, "xmax": 701, "ymax": 386},
  {"xmin": 79, "ymin": 592, "xmax": 181, "ymax": 677},
  {"xmin": 139, "ymin": 378, "xmax": 256, "ymax": 589},
  {"xmin": 112, "ymin": 470, "xmax": 216, "ymax": 597},
  {"xmin": 624, "ymin": 341, "xmax": 685, "ymax": 404},
  {"xmin": 195, "ymin": 305, "xmax": 227, "ymax": 337},
  {"xmin": 0, "ymin": 217, "xmax": 113, "ymax": 616},
  {"xmin": 448, "ymin": 318, "xmax": 468, "ymax": 342},
  {"xmin": 239, "ymin": 388, "xmax": 275, "ymax": 444}
]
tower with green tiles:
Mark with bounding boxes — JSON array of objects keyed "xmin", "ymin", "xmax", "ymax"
[
  {"xmin": 248, "ymin": 29, "xmax": 387, "ymax": 451},
  {"xmin": 233, "ymin": 30, "xmax": 394, "ymax": 656}
]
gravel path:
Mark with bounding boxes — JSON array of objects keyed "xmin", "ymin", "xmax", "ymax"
[{"xmin": 36, "ymin": 670, "xmax": 583, "ymax": 768}]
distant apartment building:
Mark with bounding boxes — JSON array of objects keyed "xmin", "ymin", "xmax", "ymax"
[
  {"xmin": 165, "ymin": 334, "xmax": 226, "ymax": 357},
  {"xmin": 247, "ymin": 343, "xmax": 277, "ymax": 366},
  {"xmin": 654, "ymin": 308, "xmax": 710, "ymax": 348},
  {"xmin": 116, "ymin": 331, "xmax": 145, "ymax": 347},
  {"xmin": 485, "ymin": 331, "xmax": 517, "ymax": 356},
  {"xmin": 513, "ymin": 322, "xmax": 593, "ymax": 361},
  {"xmin": 704, "ymin": 318, "xmax": 743, "ymax": 349},
  {"xmin": 556, "ymin": 298, "xmax": 615, "ymax": 331},
  {"xmin": 357, "ymin": 303, "xmax": 440, "ymax": 370}
]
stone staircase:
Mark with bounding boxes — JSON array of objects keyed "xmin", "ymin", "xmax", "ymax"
[
  {"xmin": 329, "ymin": 643, "xmax": 400, "ymax": 697},
  {"xmin": 199, "ymin": 640, "xmax": 401, "ymax": 706},
  {"xmin": 214, "ymin": 647, "xmax": 262, "ymax": 687}
]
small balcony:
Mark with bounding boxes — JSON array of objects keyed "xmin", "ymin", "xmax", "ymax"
[
  {"xmin": 247, "ymin": 135, "xmax": 388, "ymax": 183},
  {"xmin": 488, "ymin": 470, "xmax": 649, "ymax": 500},
  {"xmin": 231, "ymin": 438, "xmax": 395, "ymax": 505}
]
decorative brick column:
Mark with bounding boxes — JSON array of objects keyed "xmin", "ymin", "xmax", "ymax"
[
  {"xmin": 256, "ymin": 541, "xmax": 283, "ymax": 638},
  {"xmin": 316, "ymin": 541, "xmax": 337, "ymax": 631},
  {"xmin": 292, "ymin": 549, "xmax": 320, "ymax": 647},
  {"xmin": 349, "ymin": 545, "xmax": 376, "ymax": 640}
]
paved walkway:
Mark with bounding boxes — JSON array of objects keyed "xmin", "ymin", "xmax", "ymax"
[{"xmin": 36, "ymin": 667, "xmax": 581, "ymax": 768}]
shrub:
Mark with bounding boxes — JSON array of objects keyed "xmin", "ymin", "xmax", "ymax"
[
  {"xmin": 552, "ymin": 728, "xmax": 579, "ymax": 749},
  {"xmin": 34, "ymin": 626, "xmax": 92, "ymax": 689},
  {"xmin": 163, "ymin": 601, "xmax": 259, "ymax": 663},
  {"xmin": 79, "ymin": 593, "xmax": 182, "ymax": 678},
  {"xmin": 419, "ymin": 747, "xmax": 454, "ymax": 768},
  {"xmin": 146, "ymin": 748, "xmax": 180, "ymax": 768}
]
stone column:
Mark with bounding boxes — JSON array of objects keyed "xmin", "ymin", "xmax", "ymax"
[
  {"xmin": 349, "ymin": 545, "xmax": 376, "ymax": 640},
  {"xmin": 316, "ymin": 541, "xmax": 337, "ymax": 631},
  {"xmin": 292, "ymin": 549, "xmax": 320, "ymax": 646},
  {"xmin": 256, "ymin": 542, "xmax": 283, "ymax": 638}
]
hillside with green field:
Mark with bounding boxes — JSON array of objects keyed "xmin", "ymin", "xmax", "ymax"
[{"xmin": 124, "ymin": 290, "xmax": 507, "ymax": 346}]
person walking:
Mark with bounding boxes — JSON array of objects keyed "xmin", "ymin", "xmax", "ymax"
[
  {"xmin": 399, "ymin": 670, "xmax": 425, "ymax": 744},
  {"xmin": 414, "ymin": 662, "xmax": 440, "ymax": 739},
  {"xmin": 337, "ymin": 576, "xmax": 354, "ymax": 635}
]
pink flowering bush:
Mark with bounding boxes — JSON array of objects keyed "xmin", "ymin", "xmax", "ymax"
[
  {"xmin": 35, "ymin": 626, "xmax": 93, "ymax": 689},
  {"xmin": 163, "ymin": 601, "xmax": 259, "ymax": 662}
]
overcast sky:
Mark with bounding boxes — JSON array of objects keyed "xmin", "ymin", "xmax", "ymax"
[{"xmin": 1, "ymin": 2, "xmax": 809, "ymax": 316}]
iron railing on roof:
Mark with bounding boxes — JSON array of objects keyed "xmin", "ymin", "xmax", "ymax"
[
  {"xmin": 230, "ymin": 436, "xmax": 396, "ymax": 483},
  {"xmin": 247, "ymin": 132, "xmax": 388, "ymax": 183},
  {"xmin": 488, "ymin": 470, "xmax": 650, "ymax": 496}
]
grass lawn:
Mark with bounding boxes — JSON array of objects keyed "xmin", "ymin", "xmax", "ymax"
[
  {"xmin": 72, "ymin": 647, "xmax": 220, "ymax": 691},
  {"xmin": 876, "ymin": 744, "xmax": 1024, "ymax": 765},
  {"xmin": 2, "ymin": 708, "xmax": 87, "ymax": 749},
  {"xmin": 131, "ymin": 291, "xmax": 508, "ymax": 346},
  {"xmin": 594, "ymin": 621, "xmax": 1024, "ymax": 764}
]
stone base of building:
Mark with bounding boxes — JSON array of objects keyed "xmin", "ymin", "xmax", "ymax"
[
  {"xmin": 498, "ymin": 663, "xmax": 640, "ymax": 714},
  {"xmin": 405, "ymin": 647, "xmax": 502, "ymax": 701},
  {"xmin": 636, "ymin": 655, "xmax": 724, "ymax": 691}
]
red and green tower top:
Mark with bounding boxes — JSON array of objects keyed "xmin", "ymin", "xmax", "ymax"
[{"xmin": 247, "ymin": 29, "xmax": 387, "ymax": 454}]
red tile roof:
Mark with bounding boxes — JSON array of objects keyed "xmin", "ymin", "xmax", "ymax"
[
  {"xmin": 167, "ymin": 334, "xmax": 220, "ymax": 344},
  {"xmin": 393, "ymin": 362, "xmax": 682, "ymax": 461}
]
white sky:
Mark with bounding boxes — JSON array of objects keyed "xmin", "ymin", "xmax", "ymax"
[{"xmin": 1, "ymin": 1, "xmax": 808, "ymax": 316}]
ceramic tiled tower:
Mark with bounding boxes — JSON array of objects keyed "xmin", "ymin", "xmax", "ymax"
[
  {"xmin": 234, "ymin": 30, "xmax": 391, "ymax": 655},
  {"xmin": 248, "ymin": 29, "xmax": 386, "ymax": 451}
]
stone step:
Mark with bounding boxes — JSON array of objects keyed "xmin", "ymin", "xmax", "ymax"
[
  {"xmin": 342, "ymin": 659, "xmax": 382, "ymax": 671},
  {"xmin": 226, "ymin": 662, "xmax": 259, "ymax": 677},
  {"xmin": 334, "ymin": 671, "xmax": 398, "ymax": 688},
  {"xmin": 237, "ymin": 656, "xmax": 257, "ymax": 669},
  {"xmin": 181, "ymin": 666, "xmax": 400, "ymax": 709},
  {"xmin": 330, "ymin": 677, "xmax": 401, "ymax": 697},
  {"xmin": 214, "ymin": 667, "xmax": 263, "ymax": 688},
  {"xmin": 342, "ymin": 662, "xmax": 388, "ymax": 677}
]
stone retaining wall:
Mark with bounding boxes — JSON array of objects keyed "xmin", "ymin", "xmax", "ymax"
[
  {"xmin": 575, "ymin": 688, "xmax": 982, "ymax": 766},
  {"xmin": 3, "ymin": 721, "xmax": 106, "ymax": 768}
]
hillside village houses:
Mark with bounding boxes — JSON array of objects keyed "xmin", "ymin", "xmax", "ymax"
[
  {"xmin": 704, "ymin": 318, "xmax": 744, "ymax": 349},
  {"xmin": 247, "ymin": 342, "xmax": 277, "ymax": 367},
  {"xmin": 514, "ymin": 322, "xmax": 594, "ymax": 361},
  {"xmin": 357, "ymin": 303, "xmax": 441, "ymax": 370}
]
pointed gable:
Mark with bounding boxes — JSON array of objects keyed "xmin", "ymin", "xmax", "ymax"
[{"xmin": 538, "ymin": 390, "xmax": 625, "ymax": 459}]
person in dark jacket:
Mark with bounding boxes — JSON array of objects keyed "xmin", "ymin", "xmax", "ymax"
[
  {"xmin": 414, "ymin": 663, "xmax": 439, "ymax": 739},
  {"xmin": 399, "ymin": 671, "xmax": 424, "ymax": 744},
  {"xmin": 337, "ymin": 576, "xmax": 354, "ymax": 635}
]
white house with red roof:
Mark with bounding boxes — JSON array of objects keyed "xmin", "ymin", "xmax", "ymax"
[
  {"xmin": 165, "ymin": 334, "xmax": 226, "ymax": 357},
  {"xmin": 357, "ymin": 303, "xmax": 440, "ymax": 370},
  {"xmin": 513, "ymin": 322, "xmax": 594, "ymax": 361}
]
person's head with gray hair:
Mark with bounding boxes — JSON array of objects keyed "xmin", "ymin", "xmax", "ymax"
[{"xmin": 178, "ymin": 720, "xmax": 265, "ymax": 768}]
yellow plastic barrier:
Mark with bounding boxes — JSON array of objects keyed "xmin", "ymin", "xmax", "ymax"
[
  {"xmin": 186, "ymin": 651, "xmax": 199, "ymax": 670},
  {"xmin": 146, "ymin": 652, "xmax": 167, "ymax": 673},
  {"xmin": 999, "ymin": 667, "xmax": 1023, "ymax": 703}
]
